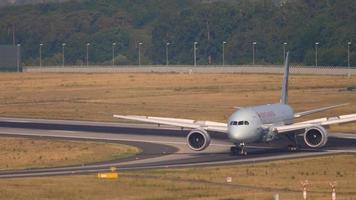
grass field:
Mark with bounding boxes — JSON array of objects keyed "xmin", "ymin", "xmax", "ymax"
[
  {"xmin": 0, "ymin": 136, "xmax": 139, "ymax": 170},
  {"xmin": 0, "ymin": 72, "xmax": 355, "ymax": 132},
  {"xmin": 1, "ymin": 154, "xmax": 355, "ymax": 200}
]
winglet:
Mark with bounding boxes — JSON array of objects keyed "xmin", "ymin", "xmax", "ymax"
[{"xmin": 280, "ymin": 52, "xmax": 290, "ymax": 104}]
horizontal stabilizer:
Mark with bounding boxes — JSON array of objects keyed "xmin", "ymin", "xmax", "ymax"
[{"xmin": 294, "ymin": 103, "xmax": 349, "ymax": 118}]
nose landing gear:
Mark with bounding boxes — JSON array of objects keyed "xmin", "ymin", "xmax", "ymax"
[{"xmin": 230, "ymin": 143, "xmax": 247, "ymax": 156}]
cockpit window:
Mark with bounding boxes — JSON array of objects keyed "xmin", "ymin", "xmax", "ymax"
[{"xmin": 230, "ymin": 121, "xmax": 249, "ymax": 126}]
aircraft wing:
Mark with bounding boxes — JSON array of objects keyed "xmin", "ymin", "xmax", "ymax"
[
  {"xmin": 294, "ymin": 103, "xmax": 348, "ymax": 118},
  {"xmin": 273, "ymin": 113, "xmax": 356, "ymax": 133},
  {"xmin": 113, "ymin": 115, "xmax": 228, "ymax": 133}
]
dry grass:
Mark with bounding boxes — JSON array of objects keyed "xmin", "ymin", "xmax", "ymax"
[
  {"xmin": 1, "ymin": 155, "xmax": 355, "ymax": 200},
  {"xmin": 0, "ymin": 72, "xmax": 355, "ymax": 132},
  {"xmin": 0, "ymin": 136, "xmax": 139, "ymax": 170},
  {"xmin": 132, "ymin": 154, "xmax": 356, "ymax": 193}
]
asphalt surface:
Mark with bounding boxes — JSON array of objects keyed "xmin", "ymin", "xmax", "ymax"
[{"xmin": 0, "ymin": 117, "xmax": 355, "ymax": 178}]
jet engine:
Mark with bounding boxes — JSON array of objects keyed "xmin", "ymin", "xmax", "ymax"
[
  {"xmin": 187, "ymin": 129, "xmax": 211, "ymax": 151},
  {"xmin": 303, "ymin": 125, "xmax": 328, "ymax": 148}
]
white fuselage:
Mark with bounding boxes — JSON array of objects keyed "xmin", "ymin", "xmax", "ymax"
[{"xmin": 227, "ymin": 103, "xmax": 294, "ymax": 144}]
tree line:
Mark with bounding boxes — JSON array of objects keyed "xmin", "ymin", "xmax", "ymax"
[{"xmin": 0, "ymin": 0, "xmax": 355, "ymax": 66}]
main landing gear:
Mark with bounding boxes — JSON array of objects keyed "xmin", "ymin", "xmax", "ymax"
[
  {"xmin": 286, "ymin": 133, "xmax": 300, "ymax": 152},
  {"xmin": 230, "ymin": 143, "xmax": 247, "ymax": 156},
  {"xmin": 287, "ymin": 145, "xmax": 299, "ymax": 152}
]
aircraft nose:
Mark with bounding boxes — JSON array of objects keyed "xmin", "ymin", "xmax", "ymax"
[
  {"xmin": 229, "ymin": 129, "xmax": 246, "ymax": 141},
  {"xmin": 228, "ymin": 128, "xmax": 255, "ymax": 143}
]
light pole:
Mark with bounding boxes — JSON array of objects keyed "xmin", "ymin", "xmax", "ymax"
[
  {"xmin": 252, "ymin": 42, "xmax": 257, "ymax": 65},
  {"xmin": 194, "ymin": 42, "xmax": 198, "ymax": 67},
  {"xmin": 315, "ymin": 42, "xmax": 319, "ymax": 67},
  {"xmin": 39, "ymin": 43, "xmax": 43, "ymax": 67},
  {"xmin": 222, "ymin": 41, "xmax": 227, "ymax": 66},
  {"xmin": 283, "ymin": 42, "xmax": 287, "ymax": 63},
  {"xmin": 62, "ymin": 43, "xmax": 66, "ymax": 67},
  {"xmin": 138, "ymin": 42, "xmax": 143, "ymax": 66},
  {"xmin": 86, "ymin": 43, "xmax": 90, "ymax": 67},
  {"xmin": 112, "ymin": 42, "xmax": 116, "ymax": 66},
  {"xmin": 166, "ymin": 42, "xmax": 170, "ymax": 66},
  {"xmin": 348, "ymin": 41, "xmax": 352, "ymax": 77},
  {"xmin": 17, "ymin": 43, "xmax": 21, "ymax": 72}
]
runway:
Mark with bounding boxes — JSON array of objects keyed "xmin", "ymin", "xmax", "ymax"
[{"xmin": 0, "ymin": 117, "xmax": 355, "ymax": 178}]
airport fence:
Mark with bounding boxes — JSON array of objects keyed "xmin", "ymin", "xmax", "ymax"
[{"xmin": 24, "ymin": 65, "xmax": 356, "ymax": 76}]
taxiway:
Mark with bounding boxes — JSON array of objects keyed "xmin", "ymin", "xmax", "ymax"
[{"xmin": 0, "ymin": 117, "xmax": 355, "ymax": 178}]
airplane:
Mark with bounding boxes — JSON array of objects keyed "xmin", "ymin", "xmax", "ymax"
[{"xmin": 113, "ymin": 52, "xmax": 356, "ymax": 155}]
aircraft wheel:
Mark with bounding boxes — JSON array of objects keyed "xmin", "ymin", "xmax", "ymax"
[
  {"xmin": 287, "ymin": 145, "xmax": 299, "ymax": 152},
  {"xmin": 230, "ymin": 146, "xmax": 248, "ymax": 156}
]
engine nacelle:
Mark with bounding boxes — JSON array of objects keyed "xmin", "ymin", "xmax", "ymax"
[
  {"xmin": 187, "ymin": 129, "xmax": 211, "ymax": 151},
  {"xmin": 303, "ymin": 126, "xmax": 328, "ymax": 148}
]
